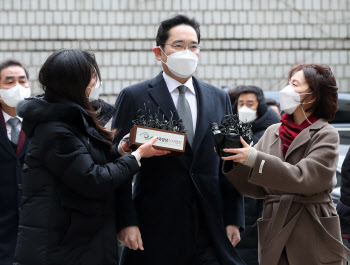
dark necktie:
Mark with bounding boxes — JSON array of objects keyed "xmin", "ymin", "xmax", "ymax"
[
  {"xmin": 7, "ymin": 117, "xmax": 20, "ymax": 145},
  {"xmin": 177, "ymin": 85, "xmax": 194, "ymax": 144}
]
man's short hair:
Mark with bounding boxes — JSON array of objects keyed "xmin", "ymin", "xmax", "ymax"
[
  {"xmin": 156, "ymin": 14, "xmax": 200, "ymax": 47},
  {"xmin": 0, "ymin": 59, "xmax": 29, "ymax": 80}
]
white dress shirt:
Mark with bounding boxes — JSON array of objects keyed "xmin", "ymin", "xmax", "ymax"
[
  {"xmin": 2, "ymin": 110, "xmax": 22, "ymax": 141},
  {"xmin": 162, "ymin": 72, "xmax": 198, "ymax": 133}
]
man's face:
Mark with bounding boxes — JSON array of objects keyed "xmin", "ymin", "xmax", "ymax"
[
  {"xmin": 0, "ymin": 66, "xmax": 29, "ymax": 90},
  {"xmin": 237, "ymin": 93, "xmax": 259, "ymax": 111},
  {"xmin": 153, "ymin": 24, "xmax": 199, "ymax": 79},
  {"xmin": 0, "ymin": 66, "xmax": 29, "ymax": 107}
]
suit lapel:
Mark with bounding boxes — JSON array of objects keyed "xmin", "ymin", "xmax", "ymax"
[
  {"xmin": 191, "ymin": 77, "xmax": 214, "ymax": 154},
  {"xmin": 148, "ymin": 72, "xmax": 178, "ymax": 122},
  {"xmin": 147, "ymin": 73, "xmax": 214, "ymax": 152},
  {"xmin": 0, "ymin": 107, "xmax": 17, "ymax": 158}
]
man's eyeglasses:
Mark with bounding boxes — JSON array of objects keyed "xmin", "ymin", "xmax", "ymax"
[{"xmin": 161, "ymin": 43, "xmax": 202, "ymax": 51}]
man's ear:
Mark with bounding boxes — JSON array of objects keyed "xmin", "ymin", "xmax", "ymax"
[{"xmin": 153, "ymin": 46, "xmax": 162, "ymax": 61}]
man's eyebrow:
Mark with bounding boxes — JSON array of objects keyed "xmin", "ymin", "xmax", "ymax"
[
  {"xmin": 4, "ymin": 75, "xmax": 27, "ymax": 80},
  {"xmin": 172, "ymin": 40, "xmax": 199, "ymax": 44},
  {"xmin": 172, "ymin": 40, "xmax": 185, "ymax": 43}
]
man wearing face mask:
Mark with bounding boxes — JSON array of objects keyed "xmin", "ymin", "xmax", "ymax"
[
  {"xmin": 112, "ymin": 15, "xmax": 244, "ymax": 265},
  {"xmin": 228, "ymin": 85, "xmax": 279, "ymax": 265},
  {"xmin": 230, "ymin": 85, "xmax": 280, "ymax": 144},
  {"xmin": 0, "ymin": 59, "xmax": 31, "ymax": 265}
]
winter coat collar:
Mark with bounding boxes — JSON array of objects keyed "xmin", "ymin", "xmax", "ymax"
[
  {"xmin": 17, "ymin": 95, "xmax": 104, "ymax": 143},
  {"xmin": 271, "ymin": 117, "xmax": 329, "ymax": 160}
]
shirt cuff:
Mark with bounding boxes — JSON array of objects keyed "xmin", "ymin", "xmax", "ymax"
[
  {"xmin": 244, "ymin": 148, "xmax": 258, "ymax": 168},
  {"xmin": 131, "ymin": 151, "xmax": 141, "ymax": 167},
  {"xmin": 118, "ymin": 142, "xmax": 132, "ymax": 156}
]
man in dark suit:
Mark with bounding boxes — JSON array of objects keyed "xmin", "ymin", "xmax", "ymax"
[
  {"xmin": 0, "ymin": 60, "xmax": 30, "ymax": 265},
  {"xmin": 112, "ymin": 15, "xmax": 245, "ymax": 265}
]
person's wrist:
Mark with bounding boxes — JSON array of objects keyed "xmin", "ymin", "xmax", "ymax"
[
  {"xmin": 131, "ymin": 151, "xmax": 141, "ymax": 167},
  {"xmin": 134, "ymin": 149, "xmax": 143, "ymax": 158},
  {"xmin": 118, "ymin": 141, "xmax": 131, "ymax": 156},
  {"xmin": 244, "ymin": 148, "xmax": 257, "ymax": 167}
]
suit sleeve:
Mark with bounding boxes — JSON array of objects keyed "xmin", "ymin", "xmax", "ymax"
[
  {"xmin": 220, "ymin": 93, "xmax": 245, "ymax": 230},
  {"xmin": 42, "ymin": 125, "xmax": 140, "ymax": 199},
  {"xmin": 112, "ymin": 89, "xmax": 140, "ymax": 231}
]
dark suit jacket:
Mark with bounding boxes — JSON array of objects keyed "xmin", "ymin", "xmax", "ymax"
[
  {"xmin": 112, "ymin": 72, "xmax": 245, "ymax": 265},
  {"xmin": 0, "ymin": 107, "xmax": 28, "ymax": 265}
]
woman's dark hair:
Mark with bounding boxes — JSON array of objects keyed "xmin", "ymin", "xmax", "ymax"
[
  {"xmin": 156, "ymin": 14, "xmax": 200, "ymax": 47},
  {"xmin": 288, "ymin": 64, "xmax": 338, "ymax": 121},
  {"xmin": 39, "ymin": 49, "xmax": 115, "ymax": 146}
]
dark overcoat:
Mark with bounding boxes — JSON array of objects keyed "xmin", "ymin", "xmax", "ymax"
[
  {"xmin": 14, "ymin": 97, "xmax": 139, "ymax": 265},
  {"xmin": 337, "ymin": 148, "xmax": 350, "ymax": 234},
  {"xmin": 112, "ymin": 72, "xmax": 245, "ymax": 265},
  {"xmin": 0, "ymin": 107, "xmax": 28, "ymax": 265}
]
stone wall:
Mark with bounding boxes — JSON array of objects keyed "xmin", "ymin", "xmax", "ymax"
[{"xmin": 0, "ymin": 0, "xmax": 349, "ymax": 104}]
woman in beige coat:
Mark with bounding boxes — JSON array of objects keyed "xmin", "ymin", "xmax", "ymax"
[{"xmin": 222, "ymin": 64, "xmax": 349, "ymax": 265}]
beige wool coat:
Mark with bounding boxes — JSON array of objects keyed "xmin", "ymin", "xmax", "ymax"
[{"xmin": 223, "ymin": 118, "xmax": 349, "ymax": 265}]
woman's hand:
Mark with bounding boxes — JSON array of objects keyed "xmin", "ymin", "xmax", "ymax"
[
  {"xmin": 135, "ymin": 137, "xmax": 170, "ymax": 158},
  {"xmin": 221, "ymin": 137, "xmax": 252, "ymax": 164},
  {"xmin": 120, "ymin": 133, "xmax": 131, "ymax": 153}
]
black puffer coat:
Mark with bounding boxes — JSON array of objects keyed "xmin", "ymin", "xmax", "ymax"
[
  {"xmin": 251, "ymin": 107, "xmax": 280, "ymax": 143},
  {"xmin": 235, "ymin": 107, "xmax": 280, "ymax": 265},
  {"xmin": 14, "ymin": 96, "xmax": 139, "ymax": 265}
]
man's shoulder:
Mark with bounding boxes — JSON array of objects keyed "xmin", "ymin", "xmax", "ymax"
[
  {"xmin": 122, "ymin": 72, "xmax": 163, "ymax": 94},
  {"xmin": 122, "ymin": 79, "xmax": 151, "ymax": 94},
  {"xmin": 193, "ymin": 77, "xmax": 227, "ymax": 97}
]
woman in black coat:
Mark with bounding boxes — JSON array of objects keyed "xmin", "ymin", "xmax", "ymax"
[{"xmin": 14, "ymin": 49, "xmax": 168, "ymax": 265}]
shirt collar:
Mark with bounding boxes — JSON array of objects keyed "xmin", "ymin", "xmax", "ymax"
[
  {"xmin": 162, "ymin": 72, "xmax": 195, "ymax": 95},
  {"xmin": 2, "ymin": 110, "xmax": 23, "ymax": 123}
]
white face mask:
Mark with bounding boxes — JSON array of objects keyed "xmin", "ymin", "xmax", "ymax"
[
  {"xmin": 88, "ymin": 80, "xmax": 102, "ymax": 102},
  {"xmin": 0, "ymin": 84, "xmax": 31, "ymax": 108},
  {"xmin": 238, "ymin": 106, "xmax": 257, "ymax": 123},
  {"xmin": 160, "ymin": 47, "xmax": 198, "ymax": 78},
  {"xmin": 279, "ymin": 85, "xmax": 313, "ymax": 114}
]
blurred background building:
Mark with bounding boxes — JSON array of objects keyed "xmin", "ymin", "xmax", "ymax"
[{"xmin": 0, "ymin": 0, "xmax": 349, "ymax": 104}]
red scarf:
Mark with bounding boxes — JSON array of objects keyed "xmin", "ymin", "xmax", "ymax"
[{"xmin": 279, "ymin": 113, "xmax": 318, "ymax": 158}]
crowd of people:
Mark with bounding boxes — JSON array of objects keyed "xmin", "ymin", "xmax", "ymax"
[{"xmin": 0, "ymin": 14, "xmax": 349, "ymax": 265}]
